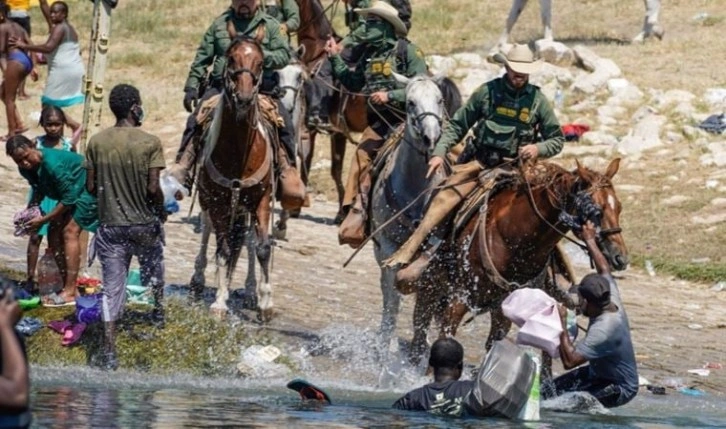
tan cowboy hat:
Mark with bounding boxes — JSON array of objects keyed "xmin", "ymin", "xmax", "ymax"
[
  {"xmin": 493, "ymin": 44, "xmax": 543, "ymax": 75},
  {"xmin": 355, "ymin": 1, "xmax": 408, "ymax": 37}
]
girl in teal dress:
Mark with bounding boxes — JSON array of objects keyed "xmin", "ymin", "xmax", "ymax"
[
  {"xmin": 7, "ymin": 132, "xmax": 96, "ymax": 307},
  {"xmin": 24, "ymin": 106, "xmax": 78, "ymax": 294}
]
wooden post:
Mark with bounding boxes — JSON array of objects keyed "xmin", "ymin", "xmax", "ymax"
[
  {"xmin": 79, "ymin": 0, "xmax": 114, "ymax": 273},
  {"xmin": 79, "ymin": 0, "xmax": 113, "ymax": 154}
]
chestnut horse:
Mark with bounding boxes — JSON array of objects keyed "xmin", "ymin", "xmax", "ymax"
[
  {"xmin": 190, "ymin": 35, "xmax": 274, "ymax": 322},
  {"xmin": 409, "ymin": 159, "xmax": 629, "ymax": 363},
  {"xmin": 295, "ymin": 0, "xmax": 369, "ymax": 222}
]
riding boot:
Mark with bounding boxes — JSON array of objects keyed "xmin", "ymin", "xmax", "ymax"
[
  {"xmin": 338, "ymin": 168, "xmax": 372, "ymax": 248},
  {"xmin": 386, "ymin": 162, "xmax": 482, "ymax": 267},
  {"xmin": 277, "ymin": 149, "xmax": 306, "ymax": 210}
]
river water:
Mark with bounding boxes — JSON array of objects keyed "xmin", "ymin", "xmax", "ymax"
[{"xmin": 29, "ymin": 367, "xmax": 726, "ymax": 428}]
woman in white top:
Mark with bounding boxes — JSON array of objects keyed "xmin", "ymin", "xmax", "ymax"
[{"xmin": 10, "ymin": 0, "xmax": 84, "ymax": 135}]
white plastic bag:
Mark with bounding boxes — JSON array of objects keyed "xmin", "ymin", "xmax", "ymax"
[
  {"xmin": 502, "ymin": 288, "xmax": 556, "ymax": 327},
  {"xmin": 517, "ymin": 305, "xmax": 563, "ymax": 358},
  {"xmin": 160, "ymin": 173, "xmax": 188, "ymax": 214}
]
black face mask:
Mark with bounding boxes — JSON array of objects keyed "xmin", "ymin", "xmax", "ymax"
[{"xmin": 131, "ymin": 105, "xmax": 145, "ymax": 126}]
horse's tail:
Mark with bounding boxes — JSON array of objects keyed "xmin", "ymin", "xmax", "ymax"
[{"xmin": 437, "ymin": 76, "xmax": 462, "ymax": 118}]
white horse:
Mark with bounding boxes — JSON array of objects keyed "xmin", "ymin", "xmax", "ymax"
[
  {"xmin": 495, "ymin": 0, "xmax": 663, "ymax": 48},
  {"xmin": 369, "ymin": 74, "xmax": 461, "ymax": 368},
  {"xmin": 273, "ymin": 61, "xmax": 311, "ymax": 239}
]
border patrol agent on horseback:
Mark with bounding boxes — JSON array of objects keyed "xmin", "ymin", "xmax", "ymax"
[
  {"xmin": 305, "ymin": 0, "xmax": 412, "ymax": 130},
  {"xmin": 324, "ymin": 0, "xmax": 427, "ymax": 248},
  {"xmin": 262, "ymin": 0, "xmax": 300, "ymax": 36},
  {"xmin": 172, "ymin": 0, "xmax": 305, "ymax": 205},
  {"xmin": 386, "ymin": 44, "xmax": 565, "ymax": 288}
]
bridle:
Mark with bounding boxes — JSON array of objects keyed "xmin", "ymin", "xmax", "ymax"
[
  {"xmin": 403, "ymin": 101, "xmax": 444, "ymax": 159},
  {"xmin": 223, "ymin": 58, "xmax": 263, "ymax": 111},
  {"xmin": 523, "ymin": 163, "xmax": 623, "ymax": 252}
]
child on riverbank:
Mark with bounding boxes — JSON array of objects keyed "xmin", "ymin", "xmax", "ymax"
[{"xmin": 23, "ymin": 106, "xmax": 77, "ymax": 294}]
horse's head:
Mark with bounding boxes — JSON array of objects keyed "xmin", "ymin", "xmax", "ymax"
[
  {"xmin": 574, "ymin": 158, "xmax": 629, "ymax": 271},
  {"xmin": 224, "ymin": 33, "xmax": 264, "ymax": 114},
  {"xmin": 275, "ymin": 56, "xmax": 307, "ymax": 116},
  {"xmin": 394, "ymin": 73, "xmax": 444, "ymax": 153}
]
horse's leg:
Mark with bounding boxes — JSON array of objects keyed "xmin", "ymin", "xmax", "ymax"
[
  {"xmin": 190, "ymin": 210, "xmax": 212, "ymax": 302},
  {"xmin": 485, "ymin": 308, "xmax": 512, "ymax": 351},
  {"xmin": 379, "ymin": 266, "xmax": 401, "ymax": 357},
  {"xmin": 255, "ymin": 192, "xmax": 273, "ymax": 323},
  {"xmin": 440, "ymin": 297, "xmax": 469, "ymax": 338},
  {"xmin": 243, "ymin": 223, "xmax": 258, "ymax": 310},
  {"xmin": 211, "ymin": 215, "xmax": 245, "ymax": 317},
  {"xmin": 272, "ymin": 209, "xmax": 289, "ymax": 240},
  {"xmin": 410, "ymin": 282, "xmax": 436, "ymax": 366},
  {"xmin": 539, "ymin": 0, "xmax": 553, "ymax": 40},
  {"xmin": 496, "ymin": 0, "xmax": 530, "ymax": 48},
  {"xmin": 331, "ymin": 132, "xmax": 347, "ymax": 224},
  {"xmin": 210, "ymin": 226, "xmax": 230, "ymax": 317}
]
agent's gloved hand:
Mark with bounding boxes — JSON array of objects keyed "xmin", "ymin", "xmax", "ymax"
[{"xmin": 183, "ymin": 87, "xmax": 198, "ymax": 113}]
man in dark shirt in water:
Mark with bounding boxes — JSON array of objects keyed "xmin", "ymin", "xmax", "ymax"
[{"xmin": 392, "ymin": 338, "xmax": 474, "ymax": 416}]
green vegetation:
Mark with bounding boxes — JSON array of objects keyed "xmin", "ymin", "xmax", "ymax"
[
  {"xmin": 22, "ymin": 298, "xmax": 285, "ymax": 376},
  {"xmin": 630, "ymin": 254, "xmax": 726, "ymax": 284}
]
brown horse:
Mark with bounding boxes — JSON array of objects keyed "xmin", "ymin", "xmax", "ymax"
[
  {"xmin": 295, "ymin": 0, "xmax": 369, "ymax": 222},
  {"xmin": 409, "ymin": 159, "xmax": 629, "ymax": 362},
  {"xmin": 189, "ymin": 35, "xmax": 275, "ymax": 321}
]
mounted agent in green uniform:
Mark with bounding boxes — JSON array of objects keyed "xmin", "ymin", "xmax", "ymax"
[
  {"xmin": 306, "ymin": 0, "xmax": 412, "ymax": 130},
  {"xmin": 262, "ymin": 0, "xmax": 300, "ymax": 34},
  {"xmin": 171, "ymin": 0, "xmax": 305, "ymax": 205},
  {"xmin": 324, "ymin": 1, "xmax": 428, "ymax": 248},
  {"xmin": 342, "ymin": 0, "xmax": 411, "ymax": 46},
  {"xmin": 386, "ymin": 44, "xmax": 565, "ymax": 288}
]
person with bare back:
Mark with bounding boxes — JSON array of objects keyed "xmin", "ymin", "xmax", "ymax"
[
  {"xmin": 0, "ymin": 3, "xmax": 36, "ymax": 141},
  {"xmin": 10, "ymin": 0, "xmax": 84, "ymax": 137}
]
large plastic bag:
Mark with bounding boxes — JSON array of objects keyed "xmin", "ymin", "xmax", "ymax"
[
  {"xmin": 467, "ymin": 340, "xmax": 536, "ymax": 419},
  {"xmin": 502, "ymin": 288, "xmax": 556, "ymax": 327},
  {"xmin": 517, "ymin": 305, "xmax": 563, "ymax": 358}
]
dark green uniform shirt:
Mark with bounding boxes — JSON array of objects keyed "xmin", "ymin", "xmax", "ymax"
[
  {"xmin": 433, "ymin": 77, "xmax": 564, "ymax": 160},
  {"xmin": 263, "ymin": 0, "xmax": 300, "ymax": 32},
  {"xmin": 20, "ymin": 148, "xmax": 98, "ymax": 232},
  {"xmin": 329, "ymin": 36, "xmax": 427, "ymax": 106},
  {"xmin": 184, "ymin": 9, "xmax": 291, "ymax": 91}
]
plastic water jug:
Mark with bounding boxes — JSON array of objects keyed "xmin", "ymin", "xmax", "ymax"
[
  {"xmin": 160, "ymin": 173, "xmax": 188, "ymax": 214},
  {"xmin": 37, "ymin": 248, "xmax": 63, "ymax": 295}
]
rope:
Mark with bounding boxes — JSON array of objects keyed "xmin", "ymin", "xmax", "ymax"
[{"xmin": 342, "ymin": 172, "xmax": 480, "ymax": 268}]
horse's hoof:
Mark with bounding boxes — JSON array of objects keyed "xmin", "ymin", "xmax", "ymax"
[
  {"xmin": 210, "ymin": 306, "xmax": 227, "ymax": 320},
  {"xmin": 272, "ymin": 224, "xmax": 287, "ymax": 240},
  {"xmin": 242, "ymin": 295, "xmax": 258, "ymax": 310},
  {"xmin": 257, "ymin": 308, "xmax": 274, "ymax": 323},
  {"xmin": 289, "ymin": 208, "xmax": 302, "ymax": 218}
]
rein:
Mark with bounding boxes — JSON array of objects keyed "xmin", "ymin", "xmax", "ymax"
[
  {"xmin": 343, "ymin": 170, "xmax": 478, "ymax": 268},
  {"xmin": 518, "ymin": 158, "xmax": 589, "ymax": 251}
]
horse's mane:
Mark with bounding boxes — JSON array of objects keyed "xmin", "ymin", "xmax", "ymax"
[
  {"xmin": 516, "ymin": 161, "xmax": 613, "ymax": 207},
  {"xmin": 436, "ymin": 76, "xmax": 462, "ymax": 117},
  {"xmin": 407, "ymin": 75, "xmax": 463, "ymax": 118},
  {"xmin": 302, "ymin": 0, "xmax": 338, "ymax": 40}
]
